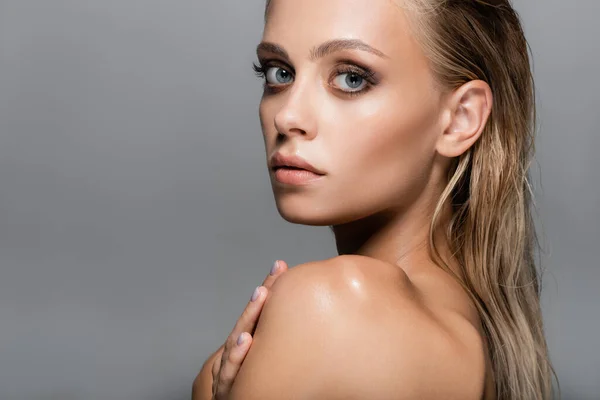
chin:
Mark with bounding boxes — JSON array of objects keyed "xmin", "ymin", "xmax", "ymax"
[
  {"xmin": 274, "ymin": 197, "xmax": 360, "ymax": 226},
  {"xmin": 276, "ymin": 203, "xmax": 332, "ymax": 226}
]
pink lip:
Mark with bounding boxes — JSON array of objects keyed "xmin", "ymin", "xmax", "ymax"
[
  {"xmin": 269, "ymin": 153, "xmax": 326, "ymax": 175},
  {"xmin": 269, "ymin": 152, "xmax": 326, "ymax": 186},
  {"xmin": 273, "ymin": 168, "xmax": 324, "ymax": 185}
]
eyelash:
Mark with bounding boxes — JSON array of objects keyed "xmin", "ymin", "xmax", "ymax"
[{"xmin": 252, "ymin": 61, "xmax": 377, "ymax": 98}]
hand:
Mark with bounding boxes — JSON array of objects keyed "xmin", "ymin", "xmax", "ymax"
[{"xmin": 211, "ymin": 260, "xmax": 289, "ymax": 400}]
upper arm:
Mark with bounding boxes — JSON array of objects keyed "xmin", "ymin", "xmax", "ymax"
[{"xmin": 228, "ymin": 256, "xmax": 486, "ymax": 400}]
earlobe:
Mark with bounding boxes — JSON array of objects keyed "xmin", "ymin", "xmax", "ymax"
[{"xmin": 436, "ymin": 80, "xmax": 492, "ymax": 158}]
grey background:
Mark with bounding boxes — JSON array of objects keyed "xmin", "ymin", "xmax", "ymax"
[{"xmin": 0, "ymin": 0, "xmax": 598, "ymax": 399}]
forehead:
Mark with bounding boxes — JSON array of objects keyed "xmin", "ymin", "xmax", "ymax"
[{"xmin": 263, "ymin": 0, "xmax": 419, "ymax": 62}]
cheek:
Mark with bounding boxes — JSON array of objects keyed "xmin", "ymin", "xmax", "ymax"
[
  {"xmin": 259, "ymin": 100, "xmax": 276, "ymax": 150},
  {"xmin": 258, "ymin": 101, "xmax": 268, "ymax": 138},
  {"xmin": 327, "ymin": 92, "xmax": 440, "ymax": 210}
]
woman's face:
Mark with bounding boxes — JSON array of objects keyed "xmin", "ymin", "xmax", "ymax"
[{"xmin": 257, "ymin": 0, "xmax": 446, "ymax": 226}]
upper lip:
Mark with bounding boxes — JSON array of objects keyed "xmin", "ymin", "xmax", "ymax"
[{"xmin": 270, "ymin": 152, "xmax": 325, "ymax": 175}]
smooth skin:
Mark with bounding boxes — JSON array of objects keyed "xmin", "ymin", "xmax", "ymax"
[{"xmin": 194, "ymin": 0, "xmax": 496, "ymax": 397}]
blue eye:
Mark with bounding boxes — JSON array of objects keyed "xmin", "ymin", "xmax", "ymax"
[
  {"xmin": 265, "ymin": 67, "xmax": 293, "ymax": 85},
  {"xmin": 333, "ymin": 72, "xmax": 367, "ymax": 92},
  {"xmin": 252, "ymin": 62, "xmax": 293, "ymax": 87},
  {"xmin": 252, "ymin": 61, "xmax": 377, "ymax": 97}
]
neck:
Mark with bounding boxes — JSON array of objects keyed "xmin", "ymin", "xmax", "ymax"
[{"xmin": 331, "ymin": 184, "xmax": 459, "ymax": 279}]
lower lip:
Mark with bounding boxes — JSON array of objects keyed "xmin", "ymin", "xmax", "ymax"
[{"xmin": 273, "ymin": 168, "xmax": 324, "ymax": 185}]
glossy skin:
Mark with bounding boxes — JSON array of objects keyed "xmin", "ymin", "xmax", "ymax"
[
  {"xmin": 230, "ymin": 255, "xmax": 492, "ymax": 399},
  {"xmin": 194, "ymin": 0, "xmax": 495, "ymax": 397}
]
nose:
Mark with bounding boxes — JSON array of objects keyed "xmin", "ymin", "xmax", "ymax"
[{"xmin": 273, "ymin": 79, "xmax": 318, "ymax": 140}]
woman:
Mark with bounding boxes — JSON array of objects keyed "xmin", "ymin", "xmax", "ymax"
[{"xmin": 193, "ymin": 0, "xmax": 558, "ymax": 398}]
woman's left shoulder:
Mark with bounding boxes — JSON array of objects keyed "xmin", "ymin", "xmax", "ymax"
[
  {"xmin": 231, "ymin": 254, "xmax": 487, "ymax": 399},
  {"xmin": 272, "ymin": 255, "xmax": 485, "ymax": 388},
  {"xmin": 296, "ymin": 255, "xmax": 487, "ymax": 390},
  {"xmin": 280, "ymin": 254, "xmax": 415, "ymax": 296}
]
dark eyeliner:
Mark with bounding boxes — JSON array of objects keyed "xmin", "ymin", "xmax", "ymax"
[
  {"xmin": 330, "ymin": 64, "xmax": 378, "ymax": 97},
  {"xmin": 252, "ymin": 60, "xmax": 294, "ymax": 95},
  {"xmin": 253, "ymin": 59, "xmax": 294, "ymax": 75},
  {"xmin": 252, "ymin": 59, "xmax": 377, "ymax": 97},
  {"xmin": 333, "ymin": 62, "xmax": 378, "ymax": 84}
]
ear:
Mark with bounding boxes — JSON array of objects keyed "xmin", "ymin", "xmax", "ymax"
[{"xmin": 435, "ymin": 80, "xmax": 493, "ymax": 158}]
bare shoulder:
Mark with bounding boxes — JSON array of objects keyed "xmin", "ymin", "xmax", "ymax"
[{"xmin": 228, "ymin": 255, "xmax": 487, "ymax": 400}]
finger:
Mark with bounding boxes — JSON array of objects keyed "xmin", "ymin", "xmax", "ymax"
[
  {"xmin": 227, "ymin": 260, "xmax": 288, "ymax": 344},
  {"xmin": 225, "ymin": 260, "xmax": 287, "ymax": 344},
  {"xmin": 231, "ymin": 285, "xmax": 266, "ymax": 336},
  {"xmin": 214, "ymin": 332, "xmax": 253, "ymax": 399},
  {"xmin": 211, "ymin": 347, "xmax": 224, "ymax": 381},
  {"xmin": 224, "ymin": 260, "xmax": 288, "ymax": 356},
  {"xmin": 211, "ymin": 347, "xmax": 225, "ymax": 398},
  {"xmin": 261, "ymin": 260, "xmax": 289, "ymax": 289},
  {"xmin": 218, "ymin": 260, "xmax": 289, "ymax": 386},
  {"xmin": 211, "ymin": 356, "xmax": 220, "ymax": 397},
  {"xmin": 220, "ymin": 284, "xmax": 266, "ymax": 370}
]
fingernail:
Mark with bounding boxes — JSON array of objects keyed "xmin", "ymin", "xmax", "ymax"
[
  {"xmin": 270, "ymin": 260, "xmax": 279, "ymax": 275},
  {"xmin": 237, "ymin": 333, "xmax": 246, "ymax": 346},
  {"xmin": 251, "ymin": 286, "xmax": 261, "ymax": 302}
]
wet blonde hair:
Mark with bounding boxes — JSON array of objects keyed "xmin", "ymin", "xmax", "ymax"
[{"xmin": 264, "ymin": 0, "xmax": 559, "ymax": 398}]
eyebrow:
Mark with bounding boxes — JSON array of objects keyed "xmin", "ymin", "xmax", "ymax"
[{"xmin": 256, "ymin": 38, "xmax": 389, "ymax": 62}]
